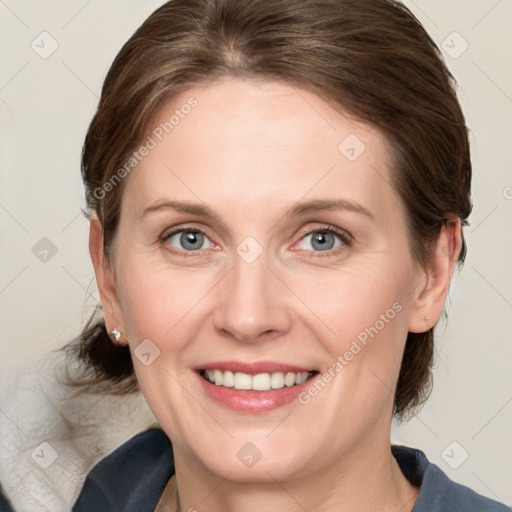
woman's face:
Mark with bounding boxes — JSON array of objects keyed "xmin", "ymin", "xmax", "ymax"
[{"xmin": 98, "ymin": 79, "xmax": 442, "ymax": 482}]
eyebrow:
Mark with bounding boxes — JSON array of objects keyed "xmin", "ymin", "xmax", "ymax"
[
  {"xmin": 139, "ymin": 198, "xmax": 374, "ymax": 222},
  {"xmin": 139, "ymin": 200, "xmax": 223, "ymax": 222},
  {"xmin": 285, "ymin": 198, "xmax": 374, "ymax": 221}
]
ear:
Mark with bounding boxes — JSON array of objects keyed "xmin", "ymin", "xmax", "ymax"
[
  {"xmin": 89, "ymin": 216, "xmax": 126, "ymax": 345},
  {"xmin": 408, "ymin": 217, "xmax": 462, "ymax": 333}
]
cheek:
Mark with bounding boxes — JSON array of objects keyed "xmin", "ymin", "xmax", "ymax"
[
  {"xmin": 295, "ymin": 261, "xmax": 410, "ymax": 338},
  {"xmin": 117, "ymin": 257, "xmax": 217, "ymax": 343},
  {"xmin": 289, "ymin": 259, "xmax": 413, "ymax": 397}
]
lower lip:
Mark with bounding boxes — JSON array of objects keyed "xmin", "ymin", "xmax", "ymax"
[{"xmin": 195, "ymin": 371, "xmax": 319, "ymax": 413}]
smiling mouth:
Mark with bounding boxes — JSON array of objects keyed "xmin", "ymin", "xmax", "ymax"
[{"xmin": 199, "ymin": 369, "xmax": 319, "ymax": 391}]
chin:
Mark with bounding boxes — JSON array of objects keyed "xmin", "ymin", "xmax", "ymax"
[{"xmin": 187, "ymin": 431, "xmax": 319, "ymax": 483}]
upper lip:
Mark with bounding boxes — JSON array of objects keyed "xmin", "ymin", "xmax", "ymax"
[{"xmin": 196, "ymin": 360, "xmax": 315, "ymax": 375}]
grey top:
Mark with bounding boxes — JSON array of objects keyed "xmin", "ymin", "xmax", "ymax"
[{"xmin": 72, "ymin": 428, "xmax": 509, "ymax": 511}]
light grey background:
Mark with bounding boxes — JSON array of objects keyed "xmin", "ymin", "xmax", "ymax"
[{"xmin": 1, "ymin": 0, "xmax": 511, "ymax": 510}]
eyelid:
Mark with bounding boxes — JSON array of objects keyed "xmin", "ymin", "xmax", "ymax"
[
  {"xmin": 161, "ymin": 224, "xmax": 217, "ymax": 252},
  {"xmin": 290, "ymin": 223, "xmax": 352, "ymax": 258},
  {"xmin": 161, "ymin": 223, "xmax": 212, "ymax": 241},
  {"xmin": 295, "ymin": 223, "xmax": 352, "ymax": 244}
]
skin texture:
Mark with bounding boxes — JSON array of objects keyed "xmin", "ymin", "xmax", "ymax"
[{"xmin": 90, "ymin": 78, "xmax": 462, "ymax": 511}]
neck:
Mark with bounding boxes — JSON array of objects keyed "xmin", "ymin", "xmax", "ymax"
[{"xmin": 161, "ymin": 430, "xmax": 419, "ymax": 512}]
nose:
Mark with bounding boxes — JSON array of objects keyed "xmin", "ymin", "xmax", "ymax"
[{"xmin": 213, "ymin": 252, "xmax": 292, "ymax": 343}]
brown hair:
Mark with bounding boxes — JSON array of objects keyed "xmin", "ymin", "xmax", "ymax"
[{"xmin": 64, "ymin": 0, "xmax": 471, "ymax": 421}]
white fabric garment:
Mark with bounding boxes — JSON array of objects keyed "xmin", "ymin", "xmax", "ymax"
[{"xmin": 0, "ymin": 352, "xmax": 154, "ymax": 512}]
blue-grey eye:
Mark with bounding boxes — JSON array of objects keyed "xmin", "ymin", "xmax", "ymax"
[
  {"xmin": 167, "ymin": 230, "xmax": 210, "ymax": 251},
  {"xmin": 298, "ymin": 230, "xmax": 343, "ymax": 251}
]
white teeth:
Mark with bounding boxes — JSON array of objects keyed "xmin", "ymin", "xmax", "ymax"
[
  {"xmin": 270, "ymin": 372, "xmax": 285, "ymax": 389},
  {"xmin": 223, "ymin": 370, "xmax": 234, "ymax": 387},
  {"xmin": 234, "ymin": 372, "xmax": 252, "ymax": 390},
  {"xmin": 252, "ymin": 373, "xmax": 271, "ymax": 391},
  {"xmin": 295, "ymin": 372, "xmax": 309, "ymax": 385},
  {"xmin": 284, "ymin": 372, "xmax": 296, "ymax": 387},
  {"xmin": 203, "ymin": 369, "xmax": 312, "ymax": 391}
]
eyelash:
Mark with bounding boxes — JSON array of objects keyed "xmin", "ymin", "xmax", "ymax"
[
  {"xmin": 160, "ymin": 224, "xmax": 352, "ymax": 259},
  {"xmin": 296, "ymin": 224, "xmax": 352, "ymax": 258}
]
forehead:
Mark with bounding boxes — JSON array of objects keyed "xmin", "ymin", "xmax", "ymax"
[{"xmin": 122, "ymin": 78, "xmax": 400, "ymax": 223}]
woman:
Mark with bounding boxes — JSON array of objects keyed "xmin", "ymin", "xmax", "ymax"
[{"xmin": 68, "ymin": 0, "xmax": 508, "ymax": 510}]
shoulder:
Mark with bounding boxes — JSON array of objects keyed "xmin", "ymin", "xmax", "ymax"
[
  {"xmin": 0, "ymin": 487, "xmax": 14, "ymax": 512},
  {"xmin": 72, "ymin": 427, "xmax": 174, "ymax": 512},
  {"xmin": 392, "ymin": 445, "xmax": 510, "ymax": 512}
]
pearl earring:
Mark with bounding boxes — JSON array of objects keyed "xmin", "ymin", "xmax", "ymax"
[{"xmin": 110, "ymin": 328, "xmax": 122, "ymax": 342}]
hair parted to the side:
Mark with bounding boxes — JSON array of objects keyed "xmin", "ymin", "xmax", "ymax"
[{"xmin": 63, "ymin": 0, "xmax": 471, "ymax": 421}]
